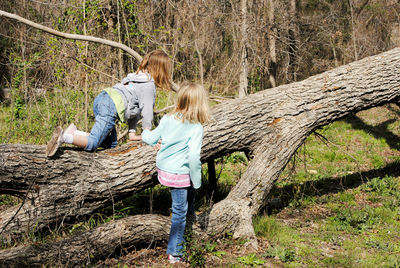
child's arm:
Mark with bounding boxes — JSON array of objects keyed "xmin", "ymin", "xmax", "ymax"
[
  {"xmin": 128, "ymin": 117, "xmax": 141, "ymax": 141},
  {"xmin": 140, "ymin": 85, "xmax": 156, "ymax": 131},
  {"xmin": 142, "ymin": 116, "xmax": 166, "ymax": 146},
  {"xmin": 188, "ymin": 125, "xmax": 204, "ymax": 189}
]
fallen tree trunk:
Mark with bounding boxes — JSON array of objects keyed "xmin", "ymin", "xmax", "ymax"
[
  {"xmin": 205, "ymin": 47, "xmax": 400, "ymax": 244},
  {"xmin": 0, "ymin": 142, "xmax": 159, "ymax": 236},
  {"xmin": 1, "ymin": 48, "xmax": 400, "ymax": 260},
  {"xmin": 0, "ymin": 214, "xmax": 170, "ymax": 267}
]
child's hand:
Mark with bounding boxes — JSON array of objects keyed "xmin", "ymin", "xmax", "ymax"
[
  {"xmin": 129, "ymin": 132, "xmax": 142, "ymax": 141},
  {"xmin": 153, "ymin": 140, "xmax": 162, "ymax": 151}
]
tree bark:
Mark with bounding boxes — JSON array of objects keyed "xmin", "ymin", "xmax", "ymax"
[
  {"xmin": 287, "ymin": 0, "xmax": 298, "ymax": 82},
  {"xmin": 205, "ymin": 47, "xmax": 400, "ymax": 244},
  {"xmin": 0, "ymin": 142, "xmax": 158, "ymax": 236},
  {"xmin": 238, "ymin": 0, "xmax": 249, "ymax": 98},
  {"xmin": 1, "ymin": 48, "xmax": 400, "ymax": 258},
  {"xmin": 267, "ymin": 0, "xmax": 277, "ymax": 87},
  {"xmin": 0, "ymin": 214, "xmax": 170, "ymax": 266}
]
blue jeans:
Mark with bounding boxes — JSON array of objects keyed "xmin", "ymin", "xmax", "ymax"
[
  {"xmin": 167, "ymin": 186, "xmax": 196, "ymax": 257},
  {"xmin": 85, "ymin": 91, "xmax": 118, "ymax": 151}
]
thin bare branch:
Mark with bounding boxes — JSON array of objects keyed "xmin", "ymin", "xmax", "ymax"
[{"xmin": 0, "ymin": 10, "xmax": 143, "ymax": 62}]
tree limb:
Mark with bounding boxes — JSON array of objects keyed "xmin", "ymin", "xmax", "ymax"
[{"xmin": 0, "ymin": 10, "xmax": 143, "ymax": 62}]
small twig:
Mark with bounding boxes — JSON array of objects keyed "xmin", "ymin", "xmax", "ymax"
[
  {"xmin": 67, "ymin": 56, "xmax": 118, "ymax": 80},
  {"xmin": 28, "ymin": 0, "xmax": 80, "ymax": 8},
  {"xmin": 155, "ymin": 105, "xmax": 174, "ymax": 114},
  {"xmin": 216, "ymin": 158, "xmax": 226, "ymax": 181},
  {"xmin": 210, "ymin": 95, "xmax": 234, "ymax": 101},
  {"xmin": 0, "ymin": 177, "xmax": 37, "ymax": 236},
  {"xmin": 117, "ymin": 129, "xmax": 129, "ymax": 141},
  {"xmin": 314, "ymin": 131, "xmax": 364, "ymax": 184}
]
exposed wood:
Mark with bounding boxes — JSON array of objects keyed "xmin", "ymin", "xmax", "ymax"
[{"xmin": 205, "ymin": 47, "xmax": 400, "ymax": 244}]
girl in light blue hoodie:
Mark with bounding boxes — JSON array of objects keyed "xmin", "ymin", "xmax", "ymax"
[
  {"xmin": 142, "ymin": 82, "xmax": 211, "ymax": 263},
  {"xmin": 46, "ymin": 50, "xmax": 171, "ymax": 156}
]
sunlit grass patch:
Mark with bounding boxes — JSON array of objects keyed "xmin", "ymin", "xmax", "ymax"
[{"xmin": 256, "ymin": 105, "xmax": 400, "ymax": 266}]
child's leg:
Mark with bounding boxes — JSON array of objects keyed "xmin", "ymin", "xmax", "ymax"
[
  {"xmin": 72, "ymin": 134, "xmax": 89, "ymax": 148},
  {"xmin": 85, "ymin": 91, "xmax": 118, "ymax": 151},
  {"xmin": 167, "ymin": 187, "xmax": 188, "ymax": 257},
  {"xmin": 185, "ymin": 186, "xmax": 197, "ymax": 235},
  {"xmin": 109, "ymin": 127, "xmax": 118, "ymax": 148},
  {"xmin": 62, "ymin": 124, "xmax": 90, "ymax": 148},
  {"xmin": 99, "ymin": 127, "xmax": 118, "ymax": 149},
  {"xmin": 46, "ymin": 91, "xmax": 116, "ymax": 156},
  {"xmin": 187, "ymin": 186, "xmax": 196, "ymax": 216},
  {"xmin": 64, "ymin": 124, "xmax": 88, "ymax": 148}
]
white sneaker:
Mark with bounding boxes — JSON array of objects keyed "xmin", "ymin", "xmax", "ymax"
[
  {"xmin": 168, "ymin": 254, "xmax": 182, "ymax": 264},
  {"xmin": 64, "ymin": 123, "xmax": 77, "ymax": 136}
]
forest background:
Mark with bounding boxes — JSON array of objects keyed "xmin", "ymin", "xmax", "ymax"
[
  {"xmin": 1, "ymin": 0, "xmax": 399, "ymax": 142},
  {"xmin": 0, "ymin": 0, "xmax": 400, "ymax": 267}
]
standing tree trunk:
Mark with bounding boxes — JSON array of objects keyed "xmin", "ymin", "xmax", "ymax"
[
  {"xmin": 349, "ymin": 0, "xmax": 359, "ymax": 61},
  {"xmin": 267, "ymin": 0, "xmax": 277, "ymax": 87},
  {"xmin": 238, "ymin": 0, "xmax": 249, "ymax": 98},
  {"xmin": 1, "ymin": 48, "xmax": 400, "ymax": 250},
  {"xmin": 287, "ymin": 0, "xmax": 298, "ymax": 82}
]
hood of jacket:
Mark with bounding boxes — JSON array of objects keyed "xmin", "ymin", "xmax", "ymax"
[{"xmin": 121, "ymin": 71, "xmax": 154, "ymax": 85}]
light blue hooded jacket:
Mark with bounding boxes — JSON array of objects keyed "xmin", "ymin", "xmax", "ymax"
[{"xmin": 142, "ymin": 114, "xmax": 204, "ymax": 189}]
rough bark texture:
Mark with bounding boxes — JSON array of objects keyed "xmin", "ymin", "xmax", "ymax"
[
  {"xmin": 267, "ymin": 0, "xmax": 277, "ymax": 88},
  {"xmin": 238, "ymin": 0, "xmax": 249, "ymax": 98},
  {"xmin": 205, "ymin": 47, "xmax": 400, "ymax": 242},
  {"xmin": 0, "ymin": 142, "xmax": 158, "ymax": 236},
  {"xmin": 0, "ymin": 214, "xmax": 170, "ymax": 267},
  {"xmin": 1, "ymin": 48, "xmax": 400, "ymax": 263}
]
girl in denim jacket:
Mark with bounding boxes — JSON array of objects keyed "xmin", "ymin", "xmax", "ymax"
[
  {"xmin": 142, "ymin": 82, "xmax": 210, "ymax": 263},
  {"xmin": 46, "ymin": 50, "xmax": 171, "ymax": 156}
]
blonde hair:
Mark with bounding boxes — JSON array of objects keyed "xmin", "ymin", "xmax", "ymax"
[
  {"xmin": 174, "ymin": 82, "xmax": 211, "ymax": 124},
  {"xmin": 137, "ymin": 49, "xmax": 171, "ymax": 90}
]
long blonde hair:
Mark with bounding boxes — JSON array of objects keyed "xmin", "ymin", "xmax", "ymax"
[
  {"xmin": 137, "ymin": 50, "xmax": 171, "ymax": 90},
  {"xmin": 174, "ymin": 82, "xmax": 211, "ymax": 124}
]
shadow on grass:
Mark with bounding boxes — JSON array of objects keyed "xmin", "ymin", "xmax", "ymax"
[
  {"xmin": 265, "ymin": 160, "xmax": 400, "ymax": 214},
  {"xmin": 344, "ymin": 112, "xmax": 400, "ymax": 151}
]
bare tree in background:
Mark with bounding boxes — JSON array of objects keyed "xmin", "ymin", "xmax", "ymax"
[
  {"xmin": 266, "ymin": 0, "xmax": 277, "ymax": 88},
  {"xmin": 287, "ymin": 0, "xmax": 298, "ymax": 82},
  {"xmin": 238, "ymin": 0, "xmax": 249, "ymax": 97}
]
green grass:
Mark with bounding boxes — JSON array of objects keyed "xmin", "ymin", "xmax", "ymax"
[
  {"xmin": 253, "ymin": 105, "xmax": 400, "ymax": 267},
  {"xmin": 1, "ymin": 96, "xmax": 400, "ymax": 266},
  {"xmin": 0, "ymin": 88, "xmax": 177, "ymax": 145}
]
